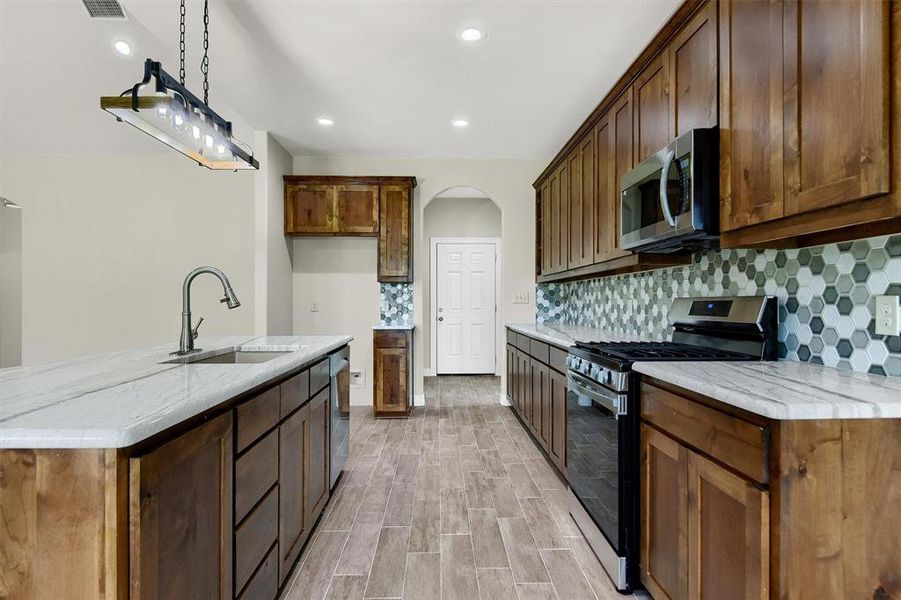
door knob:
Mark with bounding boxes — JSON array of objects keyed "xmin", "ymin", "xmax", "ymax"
[{"xmin": 438, "ymin": 316, "xmax": 444, "ymax": 322}]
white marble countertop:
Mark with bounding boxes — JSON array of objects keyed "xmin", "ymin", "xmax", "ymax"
[
  {"xmin": 506, "ymin": 322, "xmax": 646, "ymax": 348},
  {"xmin": 372, "ymin": 324, "xmax": 415, "ymax": 330},
  {"xmin": 0, "ymin": 335, "xmax": 352, "ymax": 449},
  {"xmin": 634, "ymin": 360, "xmax": 901, "ymax": 420}
]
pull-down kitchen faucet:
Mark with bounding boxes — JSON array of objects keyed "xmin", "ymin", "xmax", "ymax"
[{"xmin": 172, "ymin": 266, "xmax": 241, "ymax": 355}]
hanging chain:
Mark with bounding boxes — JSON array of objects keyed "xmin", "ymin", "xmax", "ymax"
[
  {"xmin": 202, "ymin": 0, "xmax": 210, "ymax": 105},
  {"xmin": 178, "ymin": 0, "xmax": 186, "ymax": 85}
]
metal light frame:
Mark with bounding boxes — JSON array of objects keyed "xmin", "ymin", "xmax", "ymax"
[{"xmin": 101, "ymin": 59, "xmax": 259, "ymax": 170}]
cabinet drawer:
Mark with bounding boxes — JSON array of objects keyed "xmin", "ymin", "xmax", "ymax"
[
  {"xmin": 237, "ymin": 543, "xmax": 278, "ymax": 600},
  {"xmin": 237, "ymin": 386, "xmax": 280, "ymax": 453},
  {"xmin": 235, "ymin": 485, "xmax": 279, "ymax": 593},
  {"xmin": 529, "ymin": 339, "xmax": 550, "ymax": 364},
  {"xmin": 640, "ymin": 383, "xmax": 768, "ymax": 484},
  {"xmin": 280, "ymin": 370, "xmax": 310, "ymax": 418},
  {"xmin": 548, "ymin": 347, "xmax": 568, "ymax": 374},
  {"xmin": 516, "ymin": 333, "xmax": 531, "ymax": 352},
  {"xmin": 235, "ymin": 430, "xmax": 278, "ymax": 523},
  {"xmin": 506, "ymin": 328, "xmax": 517, "ymax": 345},
  {"xmin": 374, "ymin": 330, "xmax": 408, "ymax": 348},
  {"xmin": 310, "ymin": 357, "xmax": 330, "ymax": 394}
]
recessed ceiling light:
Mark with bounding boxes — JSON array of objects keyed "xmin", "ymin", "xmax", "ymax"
[
  {"xmin": 316, "ymin": 116, "xmax": 335, "ymax": 126},
  {"xmin": 451, "ymin": 118, "xmax": 469, "ymax": 128},
  {"xmin": 113, "ymin": 40, "xmax": 131, "ymax": 56},
  {"xmin": 458, "ymin": 28, "xmax": 484, "ymax": 42}
]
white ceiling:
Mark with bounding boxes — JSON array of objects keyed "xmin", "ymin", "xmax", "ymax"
[{"xmin": 0, "ymin": 0, "xmax": 680, "ymax": 159}]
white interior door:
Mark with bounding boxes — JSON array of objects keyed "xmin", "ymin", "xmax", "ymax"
[{"xmin": 436, "ymin": 242, "xmax": 497, "ymax": 374}]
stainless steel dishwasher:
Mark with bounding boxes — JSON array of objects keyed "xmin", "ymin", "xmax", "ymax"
[{"xmin": 329, "ymin": 346, "xmax": 350, "ymax": 489}]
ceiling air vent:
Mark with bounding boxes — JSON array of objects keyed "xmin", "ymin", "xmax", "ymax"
[{"xmin": 82, "ymin": 0, "xmax": 126, "ymax": 19}]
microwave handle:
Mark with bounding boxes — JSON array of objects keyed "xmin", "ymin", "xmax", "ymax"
[{"xmin": 659, "ymin": 149, "xmax": 677, "ymax": 228}]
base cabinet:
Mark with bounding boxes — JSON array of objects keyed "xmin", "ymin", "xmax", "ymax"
[
  {"xmin": 277, "ymin": 404, "xmax": 310, "ymax": 586},
  {"xmin": 373, "ymin": 329, "xmax": 413, "ymax": 417},
  {"xmin": 129, "ymin": 412, "xmax": 234, "ymax": 600}
]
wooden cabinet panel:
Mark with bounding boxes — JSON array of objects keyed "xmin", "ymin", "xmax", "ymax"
[
  {"xmin": 309, "ymin": 357, "xmax": 330, "ymax": 395},
  {"xmin": 374, "ymin": 330, "xmax": 411, "ymax": 417},
  {"xmin": 719, "ymin": 0, "xmax": 785, "ymax": 231},
  {"xmin": 518, "ymin": 350, "xmax": 531, "ymax": 424},
  {"xmin": 235, "ymin": 486, "xmax": 278, "ymax": 594},
  {"xmin": 640, "ymin": 424, "xmax": 688, "ymax": 600},
  {"xmin": 506, "ymin": 343, "xmax": 516, "ymax": 406},
  {"xmin": 566, "ymin": 147, "xmax": 584, "ymax": 269},
  {"xmin": 547, "ymin": 166, "xmax": 567, "ymax": 274},
  {"xmin": 306, "ymin": 388, "xmax": 330, "ymax": 524},
  {"xmin": 688, "ymin": 451, "xmax": 769, "ymax": 600},
  {"xmin": 237, "ymin": 544, "xmax": 278, "ymax": 600},
  {"xmin": 593, "ymin": 113, "xmax": 615, "ymax": 263},
  {"xmin": 236, "ymin": 387, "xmax": 280, "ymax": 453},
  {"xmin": 284, "ymin": 184, "xmax": 337, "ymax": 234},
  {"xmin": 335, "ymin": 184, "xmax": 379, "ymax": 234},
  {"xmin": 530, "ymin": 358, "xmax": 548, "ymax": 446},
  {"xmin": 129, "ymin": 412, "xmax": 233, "ymax": 600},
  {"xmin": 235, "ymin": 430, "xmax": 278, "ymax": 524},
  {"xmin": 578, "ymin": 133, "xmax": 596, "ymax": 267},
  {"xmin": 548, "ymin": 369, "xmax": 566, "ymax": 471},
  {"xmin": 783, "ymin": 0, "xmax": 890, "ymax": 215},
  {"xmin": 540, "ymin": 181, "xmax": 552, "ymax": 275},
  {"xmin": 278, "ymin": 403, "xmax": 310, "ymax": 586},
  {"xmin": 280, "ymin": 370, "xmax": 310, "ymax": 419},
  {"xmin": 611, "ymin": 90, "xmax": 634, "ymax": 260},
  {"xmin": 669, "ymin": 1, "xmax": 718, "ymax": 136},
  {"xmin": 633, "ymin": 53, "xmax": 672, "ymax": 163},
  {"xmin": 378, "ymin": 184, "xmax": 412, "ymax": 282}
]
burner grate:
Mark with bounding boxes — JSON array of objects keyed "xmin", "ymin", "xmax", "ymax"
[{"xmin": 575, "ymin": 341, "xmax": 751, "ymax": 362}]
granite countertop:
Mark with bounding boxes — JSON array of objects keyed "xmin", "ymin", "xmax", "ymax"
[
  {"xmin": 634, "ymin": 360, "xmax": 901, "ymax": 420},
  {"xmin": 0, "ymin": 335, "xmax": 352, "ymax": 449},
  {"xmin": 372, "ymin": 324, "xmax": 415, "ymax": 330},
  {"xmin": 506, "ymin": 322, "xmax": 647, "ymax": 348}
]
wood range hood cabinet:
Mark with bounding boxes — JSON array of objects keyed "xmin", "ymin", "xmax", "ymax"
[{"xmin": 284, "ymin": 175, "xmax": 417, "ymax": 283}]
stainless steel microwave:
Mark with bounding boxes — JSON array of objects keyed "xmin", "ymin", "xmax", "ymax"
[{"xmin": 620, "ymin": 127, "xmax": 719, "ymax": 252}]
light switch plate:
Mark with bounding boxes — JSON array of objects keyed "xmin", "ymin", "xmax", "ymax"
[
  {"xmin": 310, "ymin": 301, "xmax": 320, "ymax": 312},
  {"xmin": 513, "ymin": 292, "xmax": 529, "ymax": 304},
  {"xmin": 875, "ymin": 295, "xmax": 900, "ymax": 336}
]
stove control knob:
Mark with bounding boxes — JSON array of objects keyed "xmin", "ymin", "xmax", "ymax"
[
  {"xmin": 605, "ymin": 371, "xmax": 613, "ymax": 385},
  {"xmin": 590, "ymin": 365, "xmax": 602, "ymax": 381},
  {"xmin": 580, "ymin": 362, "xmax": 591, "ymax": 375}
]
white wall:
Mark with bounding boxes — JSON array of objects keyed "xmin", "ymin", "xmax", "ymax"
[
  {"xmin": 422, "ymin": 196, "xmax": 502, "ymax": 370},
  {"xmin": 0, "ymin": 204, "xmax": 22, "ymax": 367},
  {"xmin": 292, "ymin": 237, "xmax": 379, "ymax": 406},
  {"xmin": 1, "ymin": 154, "xmax": 256, "ymax": 364},
  {"xmin": 292, "ymin": 157, "xmax": 544, "ymax": 399},
  {"xmin": 254, "ymin": 132, "xmax": 295, "ymax": 335}
]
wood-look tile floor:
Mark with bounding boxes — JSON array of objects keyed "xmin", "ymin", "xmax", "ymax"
[{"xmin": 281, "ymin": 376, "xmax": 629, "ymax": 600}]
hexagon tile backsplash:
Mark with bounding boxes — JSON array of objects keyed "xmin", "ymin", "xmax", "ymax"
[
  {"xmin": 380, "ymin": 283, "xmax": 413, "ymax": 326},
  {"xmin": 536, "ymin": 234, "xmax": 901, "ymax": 377}
]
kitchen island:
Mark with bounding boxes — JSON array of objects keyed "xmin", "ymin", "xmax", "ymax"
[{"xmin": 0, "ymin": 334, "xmax": 352, "ymax": 600}]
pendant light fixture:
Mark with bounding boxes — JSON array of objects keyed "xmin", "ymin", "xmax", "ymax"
[{"xmin": 100, "ymin": 0, "xmax": 258, "ymax": 170}]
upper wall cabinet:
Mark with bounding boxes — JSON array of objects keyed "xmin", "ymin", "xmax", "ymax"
[
  {"xmin": 670, "ymin": 1, "xmax": 718, "ymax": 137},
  {"xmin": 720, "ymin": 0, "xmax": 896, "ymax": 246},
  {"xmin": 285, "ymin": 176, "xmax": 416, "ymax": 282},
  {"xmin": 633, "ymin": 53, "xmax": 672, "ymax": 164}
]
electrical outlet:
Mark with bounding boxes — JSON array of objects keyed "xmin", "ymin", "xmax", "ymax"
[
  {"xmin": 310, "ymin": 301, "xmax": 319, "ymax": 312},
  {"xmin": 350, "ymin": 370, "xmax": 365, "ymax": 388},
  {"xmin": 875, "ymin": 295, "xmax": 901, "ymax": 336},
  {"xmin": 513, "ymin": 292, "xmax": 529, "ymax": 304}
]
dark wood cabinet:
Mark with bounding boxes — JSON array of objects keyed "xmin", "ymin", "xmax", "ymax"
[
  {"xmin": 547, "ymin": 164, "xmax": 568, "ymax": 274},
  {"xmin": 669, "ymin": 1, "xmax": 718, "ymax": 137},
  {"xmin": 505, "ymin": 329, "xmax": 567, "ymax": 476},
  {"xmin": 306, "ymin": 388, "xmax": 330, "ymax": 524},
  {"xmin": 378, "ymin": 184, "xmax": 413, "ymax": 282},
  {"xmin": 610, "ymin": 90, "xmax": 635, "ymax": 262},
  {"xmin": 568, "ymin": 135, "xmax": 595, "ymax": 269},
  {"xmin": 129, "ymin": 412, "xmax": 234, "ymax": 600},
  {"xmin": 593, "ymin": 112, "xmax": 615, "ymax": 263},
  {"xmin": 633, "ymin": 53, "xmax": 671, "ymax": 164},
  {"xmin": 285, "ymin": 176, "xmax": 416, "ymax": 283},
  {"xmin": 278, "ymin": 403, "xmax": 310, "ymax": 586},
  {"xmin": 373, "ymin": 329, "xmax": 412, "ymax": 417}
]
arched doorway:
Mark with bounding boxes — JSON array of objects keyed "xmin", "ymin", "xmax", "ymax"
[{"xmin": 424, "ymin": 186, "xmax": 502, "ymax": 375}]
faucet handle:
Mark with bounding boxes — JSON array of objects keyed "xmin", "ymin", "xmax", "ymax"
[{"xmin": 192, "ymin": 317, "xmax": 205, "ymax": 340}]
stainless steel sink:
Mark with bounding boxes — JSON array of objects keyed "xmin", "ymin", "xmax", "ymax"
[{"xmin": 163, "ymin": 349, "xmax": 293, "ymax": 365}]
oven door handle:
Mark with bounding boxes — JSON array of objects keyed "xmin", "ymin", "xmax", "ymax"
[
  {"xmin": 567, "ymin": 372, "xmax": 627, "ymax": 417},
  {"xmin": 659, "ymin": 148, "xmax": 677, "ymax": 228}
]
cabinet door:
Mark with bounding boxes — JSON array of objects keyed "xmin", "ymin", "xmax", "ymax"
[
  {"xmin": 669, "ymin": 1, "xmax": 718, "ymax": 137},
  {"xmin": 518, "ymin": 351, "xmax": 532, "ymax": 424},
  {"xmin": 530, "ymin": 358, "xmax": 549, "ymax": 446},
  {"xmin": 687, "ymin": 451, "xmax": 769, "ymax": 600},
  {"xmin": 610, "ymin": 90, "xmax": 634, "ymax": 259},
  {"xmin": 633, "ymin": 53, "xmax": 672, "ymax": 163},
  {"xmin": 566, "ymin": 147, "xmax": 584, "ymax": 269},
  {"xmin": 719, "ymin": 0, "xmax": 785, "ymax": 231},
  {"xmin": 783, "ymin": 0, "xmax": 890, "ymax": 215},
  {"xmin": 593, "ymin": 113, "xmax": 615, "ymax": 263},
  {"xmin": 548, "ymin": 167, "xmax": 566, "ymax": 274},
  {"xmin": 548, "ymin": 369, "xmax": 566, "ymax": 470},
  {"xmin": 306, "ymin": 388, "xmax": 330, "ymax": 524},
  {"xmin": 278, "ymin": 403, "xmax": 310, "ymax": 585},
  {"xmin": 378, "ymin": 184, "xmax": 412, "ymax": 282},
  {"xmin": 374, "ymin": 331, "xmax": 411, "ymax": 416},
  {"xmin": 540, "ymin": 181, "xmax": 552, "ymax": 275},
  {"xmin": 335, "ymin": 184, "xmax": 379, "ymax": 234},
  {"xmin": 640, "ymin": 425, "xmax": 688, "ymax": 600},
  {"xmin": 506, "ymin": 344, "xmax": 517, "ymax": 405},
  {"xmin": 285, "ymin": 184, "xmax": 337, "ymax": 234},
  {"xmin": 129, "ymin": 412, "xmax": 233, "ymax": 600},
  {"xmin": 578, "ymin": 133, "xmax": 596, "ymax": 267}
]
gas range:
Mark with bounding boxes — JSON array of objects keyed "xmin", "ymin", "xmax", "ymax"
[{"xmin": 565, "ymin": 296, "xmax": 778, "ymax": 593}]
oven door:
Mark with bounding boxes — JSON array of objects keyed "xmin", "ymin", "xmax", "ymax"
[{"xmin": 566, "ymin": 372, "xmax": 626, "ymax": 552}]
